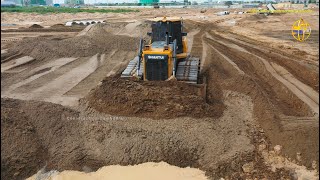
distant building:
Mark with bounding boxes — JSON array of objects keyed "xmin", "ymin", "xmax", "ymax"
[
  {"xmin": 139, "ymin": 0, "xmax": 159, "ymax": 5},
  {"xmin": 30, "ymin": 0, "xmax": 46, "ymax": 5},
  {"xmin": 46, "ymin": 0, "xmax": 52, "ymax": 5},
  {"xmin": 1, "ymin": 0, "xmax": 18, "ymax": 3},
  {"xmin": 242, "ymin": 3, "xmax": 260, "ymax": 8},
  {"xmin": 65, "ymin": 0, "xmax": 83, "ymax": 5},
  {"xmin": 1, "ymin": 1, "xmax": 16, "ymax": 6}
]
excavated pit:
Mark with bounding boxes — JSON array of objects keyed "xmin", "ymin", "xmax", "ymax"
[{"xmin": 1, "ymin": 94, "xmax": 258, "ymax": 179}]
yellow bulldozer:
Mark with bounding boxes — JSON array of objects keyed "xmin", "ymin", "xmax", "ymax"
[{"xmin": 121, "ymin": 17, "xmax": 200, "ymax": 84}]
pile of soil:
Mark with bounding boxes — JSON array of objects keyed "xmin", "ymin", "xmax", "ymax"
[
  {"xmin": 1, "ymin": 100, "xmax": 47, "ymax": 180},
  {"xmin": 1, "ymin": 96, "xmax": 294, "ymax": 180},
  {"xmin": 1, "ymin": 98, "xmax": 80, "ymax": 180},
  {"xmin": 29, "ymin": 24, "xmax": 43, "ymax": 29},
  {"xmin": 50, "ymin": 23, "xmax": 66, "ymax": 28},
  {"xmin": 85, "ymin": 77, "xmax": 224, "ymax": 119},
  {"xmin": 8, "ymin": 24, "xmax": 140, "ymax": 60}
]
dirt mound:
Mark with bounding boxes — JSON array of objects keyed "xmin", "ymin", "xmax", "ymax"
[
  {"xmin": 1, "ymin": 98, "xmax": 80, "ymax": 180},
  {"xmin": 29, "ymin": 24, "xmax": 43, "ymax": 29},
  {"xmin": 85, "ymin": 77, "xmax": 224, "ymax": 119},
  {"xmin": 8, "ymin": 24, "xmax": 140, "ymax": 60},
  {"xmin": 1, "ymin": 100, "xmax": 47, "ymax": 180},
  {"xmin": 237, "ymin": 14, "xmax": 268, "ymax": 23},
  {"xmin": 50, "ymin": 24, "xmax": 65, "ymax": 28}
]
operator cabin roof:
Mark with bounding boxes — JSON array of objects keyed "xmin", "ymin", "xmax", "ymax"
[{"xmin": 151, "ymin": 17, "xmax": 183, "ymax": 22}]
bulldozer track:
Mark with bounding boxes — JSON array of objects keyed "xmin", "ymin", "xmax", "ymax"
[{"xmin": 176, "ymin": 57, "xmax": 200, "ymax": 84}]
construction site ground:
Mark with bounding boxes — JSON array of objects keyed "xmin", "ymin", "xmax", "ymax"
[{"xmin": 1, "ymin": 8, "xmax": 319, "ymax": 180}]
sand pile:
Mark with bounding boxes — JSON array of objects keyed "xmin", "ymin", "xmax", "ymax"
[
  {"xmin": 27, "ymin": 162, "xmax": 208, "ymax": 180},
  {"xmin": 9, "ymin": 24, "xmax": 140, "ymax": 60},
  {"xmin": 1, "ymin": 99, "xmax": 47, "ymax": 180},
  {"xmin": 1, "ymin": 98, "xmax": 80, "ymax": 180},
  {"xmin": 85, "ymin": 77, "xmax": 225, "ymax": 119}
]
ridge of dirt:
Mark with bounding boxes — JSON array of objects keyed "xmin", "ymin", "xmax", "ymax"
[
  {"xmin": 85, "ymin": 76, "xmax": 225, "ymax": 119},
  {"xmin": 1, "ymin": 27, "xmax": 84, "ymax": 32},
  {"xmin": 7, "ymin": 24, "xmax": 140, "ymax": 60}
]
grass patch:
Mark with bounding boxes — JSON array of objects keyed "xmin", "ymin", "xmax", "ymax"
[{"xmin": 1, "ymin": 7, "xmax": 139, "ymax": 14}]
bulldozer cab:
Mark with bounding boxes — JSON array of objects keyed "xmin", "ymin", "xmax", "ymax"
[{"xmin": 149, "ymin": 17, "xmax": 186, "ymax": 54}]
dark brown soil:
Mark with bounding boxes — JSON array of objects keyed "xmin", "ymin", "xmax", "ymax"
[
  {"xmin": 216, "ymin": 128, "xmax": 294, "ymax": 179},
  {"xmin": 29, "ymin": 24, "xmax": 43, "ymax": 29},
  {"xmin": 86, "ymin": 76, "xmax": 225, "ymax": 119},
  {"xmin": 1, "ymin": 25, "xmax": 84, "ymax": 33},
  {"xmin": 1, "ymin": 101, "xmax": 47, "ymax": 180},
  {"xmin": 1, "ymin": 98, "xmax": 81, "ymax": 180}
]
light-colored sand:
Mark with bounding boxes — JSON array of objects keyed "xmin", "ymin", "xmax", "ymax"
[
  {"xmin": 27, "ymin": 162, "xmax": 208, "ymax": 180},
  {"xmin": 1, "ymin": 56, "xmax": 35, "ymax": 72}
]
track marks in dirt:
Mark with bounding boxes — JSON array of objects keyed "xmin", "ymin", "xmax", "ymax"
[
  {"xmin": 279, "ymin": 115, "xmax": 319, "ymax": 131},
  {"xmin": 206, "ymin": 32, "xmax": 318, "ymax": 116},
  {"xmin": 206, "ymin": 43, "xmax": 244, "ymax": 75},
  {"xmin": 199, "ymin": 28, "xmax": 318, "ymax": 167},
  {"xmin": 205, "ymin": 32, "xmax": 313, "ymax": 117},
  {"xmin": 2, "ymin": 55, "xmax": 101, "ymax": 106},
  {"xmin": 217, "ymin": 31, "xmax": 319, "ymax": 92},
  {"xmin": 271, "ymin": 62, "xmax": 319, "ymax": 105},
  {"xmin": 28, "ymin": 54, "xmax": 100, "ymax": 103},
  {"xmin": 190, "ymin": 30, "xmax": 204, "ymax": 58},
  {"xmin": 3, "ymin": 58, "xmax": 78, "ymax": 94},
  {"xmin": 2, "ymin": 50, "xmax": 138, "ymax": 106},
  {"xmin": 65, "ymin": 50, "xmax": 135, "ymax": 97},
  {"xmin": 1, "ymin": 49, "xmax": 8, "ymax": 54},
  {"xmin": 186, "ymin": 29, "xmax": 200, "ymax": 54},
  {"xmin": 9, "ymin": 57, "xmax": 89, "ymax": 94},
  {"xmin": 1, "ymin": 56, "xmax": 35, "ymax": 72}
]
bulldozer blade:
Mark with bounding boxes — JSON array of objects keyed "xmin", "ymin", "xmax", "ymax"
[{"xmin": 166, "ymin": 75, "xmax": 177, "ymax": 81}]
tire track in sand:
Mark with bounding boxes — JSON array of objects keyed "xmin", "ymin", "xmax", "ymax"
[
  {"xmin": 205, "ymin": 32, "xmax": 319, "ymax": 116},
  {"xmin": 3, "ymin": 58, "xmax": 78, "ymax": 94},
  {"xmin": 2, "ymin": 54, "xmax": 100, "ymax": 106},
  {"xmin": 31, "ymin": 54, "xmax": 100, "ymax": 100}
]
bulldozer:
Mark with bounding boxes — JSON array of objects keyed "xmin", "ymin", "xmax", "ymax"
[{"xmin": 121, "ymin": 17, "xmax": 200, "ymax": 84}]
